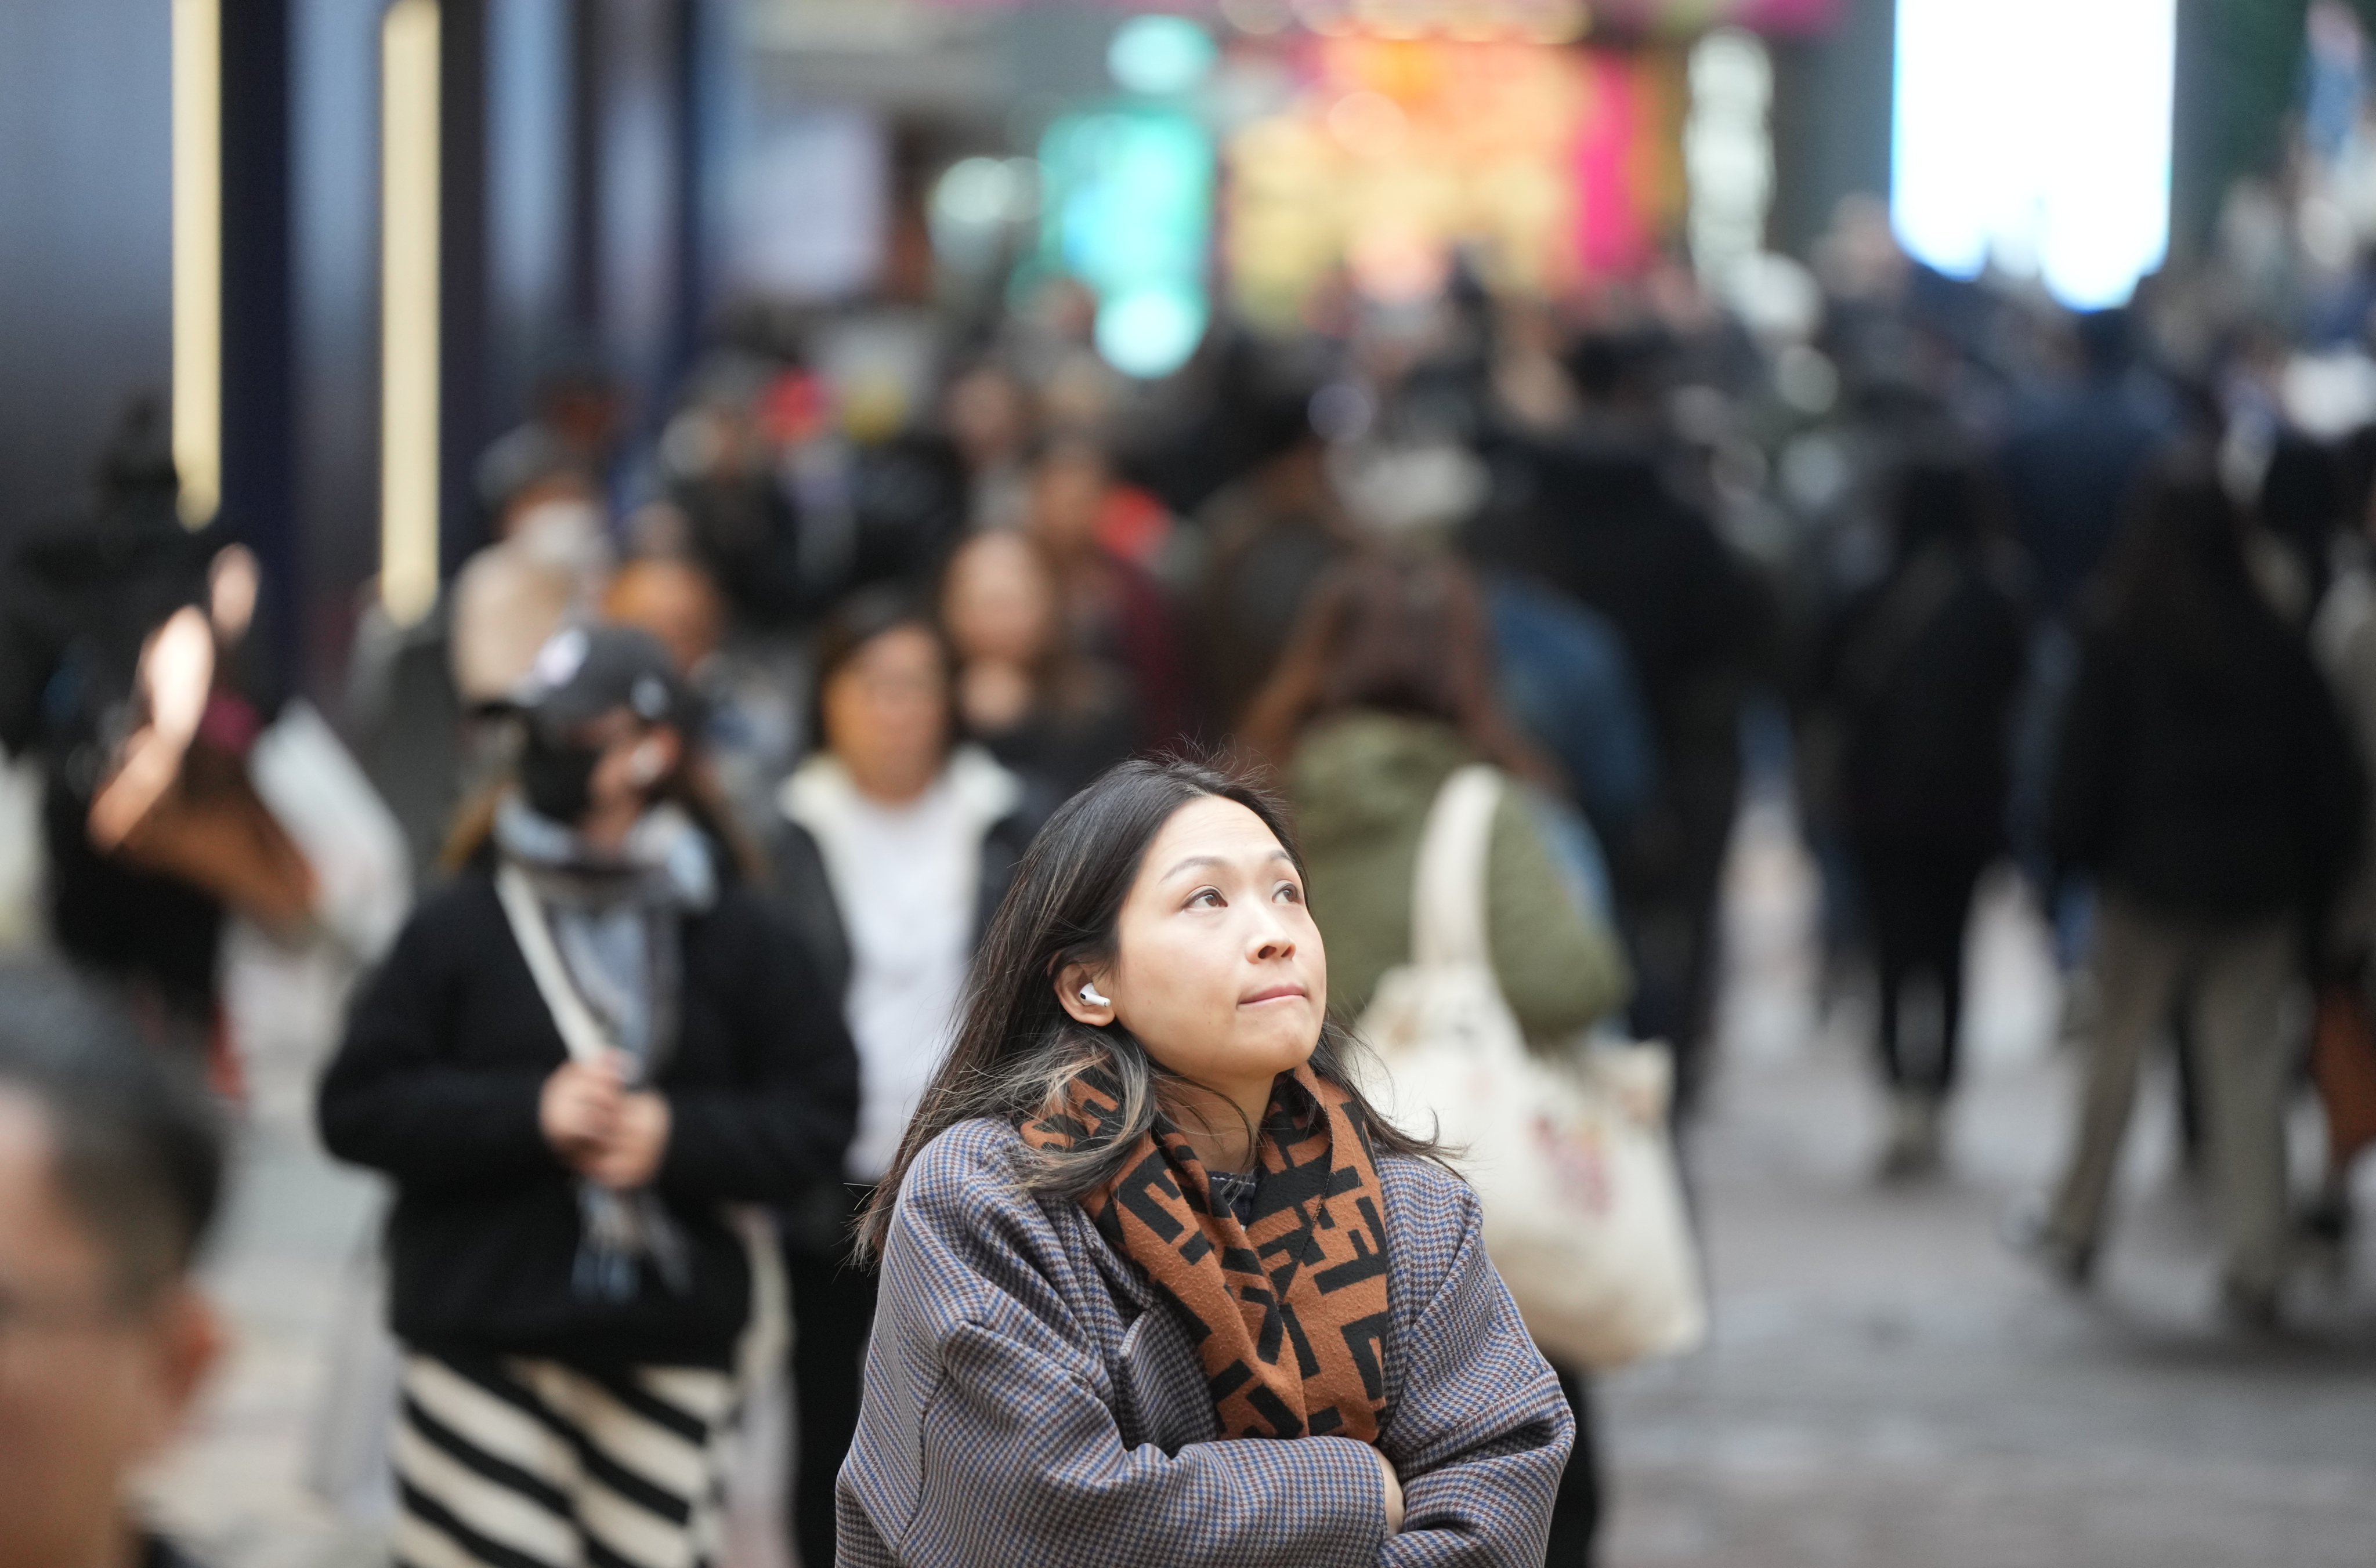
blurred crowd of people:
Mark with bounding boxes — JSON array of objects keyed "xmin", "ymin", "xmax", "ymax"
[{"xmin": 16, "ymin": 118, "xmax": 2376, "ymax": 1557}]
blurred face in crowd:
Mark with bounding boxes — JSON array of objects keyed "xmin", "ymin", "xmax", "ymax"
[
  {"xmin": 943, "ymin": 531, "xmax": 1058, "ymax": 668},
  {"xmin": 523, "ymin": 708, "xmax": 682, "ymax": 843},
  {"xmin": 0, "ymin": 1087, "xmax": 219, "ymax": 1568},
  {"xmin": 604, "ymin": 559, "xmax": 726, "ymax": 676},
  {"xmin": 945, "ymin": 368, "xmax": 1029, "ymax": 470},
  {"xmin": 823, "ymin": 624, "xmax": 952, "ymax": 806},
  {"xmin": 1061, "ymin": 797, "xmax": 1328, "ymax": 1164},
  {"xmin": 499, "ymin": 473, "xmax": 606, "ymax": 570},
  {"xmin": 1029, "ymin": 446, "xmax": 1109, "ymax": 560}
]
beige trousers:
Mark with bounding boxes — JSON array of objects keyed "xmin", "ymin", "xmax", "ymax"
[{"xmin": 2047, "ymin": 897, "xmax": 2296, "ymax": 1295}]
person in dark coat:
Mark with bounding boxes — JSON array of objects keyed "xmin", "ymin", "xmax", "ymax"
[
  {"xmin": 1819, "ymin": 456, "xmax": 2028, "ymax": 1176},
  {"xmin": 769, "ymin": 589, "xmax": 1037, "ymax": 1568},
  {"xmin": 1467, "ymin": 342, "xmax": 1770, "ymax": 1107},
  {"xmin": 2034, "ymin": 454, "xmax": 2363, "ymax": 1327},
  {"xmin": 0, "ymin": 402, "xmax": 299, "ymax": 1038},
  {"xmin": 318, "ymin": 625, "xmax": 859, "ymax": 1568}
]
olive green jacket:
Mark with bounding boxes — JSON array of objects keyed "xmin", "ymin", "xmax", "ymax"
[{"xmin": 1287, "ymin": 711, "xmax": 1632, "ymax": 1041}]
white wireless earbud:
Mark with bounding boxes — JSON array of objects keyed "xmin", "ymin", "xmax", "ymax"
[
  {"xmin": 629, "ymin": 740, "xmax": 666, "ymax": 787},
  {"xmin": 1078, "ymin": 982, "xmax": 1112, "ymax": 1008}
]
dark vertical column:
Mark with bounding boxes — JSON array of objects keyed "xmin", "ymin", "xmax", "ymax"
[
  {"xmin": 219, "ymin": 0, "xmax": 301, "ymax": 682},
  {"xmin": 567, "ymin": 0, "xmax": 605, "ymax": 335},
  {"xmin": 440, "ymin": 0, "xmax": 491, "ymax": 571},
  {"xmin": 671, "ymin": 0, "xmax": 707, "ymax": 382}
]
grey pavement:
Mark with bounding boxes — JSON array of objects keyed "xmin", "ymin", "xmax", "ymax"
[
  {"xmin": 1597, "ymin": 802, "xmax": 2376, "ymax": 1568},
  {"xmin": 147, "ymin": 802, "xmax": 2376, "ymax": 1566}
]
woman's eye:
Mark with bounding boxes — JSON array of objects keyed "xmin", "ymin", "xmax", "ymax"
[
  {"xmin": 1188, "ymin": 888, "xmax": 1224, "ymax": 909},
  {"xmin": 1274, "ymin": 882, "xmax": 1303, "ymax": 904}
]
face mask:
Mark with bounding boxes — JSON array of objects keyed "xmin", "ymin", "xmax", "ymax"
[
  {"xmin": 512, "ymin": 499, "xmax": 607, "ymax": 571},
  {"xmin": 519, "ymin": 727, "xmax": 603, "ymax": 824}
]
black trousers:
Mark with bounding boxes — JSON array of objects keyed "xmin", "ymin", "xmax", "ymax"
[
  {"xmin": 783, "ymin": 1227, "xmax": 879, "ymax": 1567},
  {"xmin": 1545, "ymin": 1362, "xmax": 1602, "ymax": 1565},
  {"xmin": 1854, "ymin": 842, "xmax": 1994, "ymax": 1095}
]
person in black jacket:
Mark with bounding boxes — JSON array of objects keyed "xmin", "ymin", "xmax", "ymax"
[
  {"xmin": 2034, "ymin": 454, "xmax": 2363, "ymax": 1327},
  {"xmin": 769, "ymin": 588, "xmax": 1036, "ymax": 1568},
  {"xmin": 319, "ymin": 625, "xmax": 858, "ymax": 1568},
  {"xmin": 1819, "ymin": 456, "xmax": 2028, "ymax": 1177}
]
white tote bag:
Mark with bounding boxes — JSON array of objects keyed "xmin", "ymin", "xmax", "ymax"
[{"xmin": 1355, "ymin": 765, "xmax": 1707, "ymax": 1371}]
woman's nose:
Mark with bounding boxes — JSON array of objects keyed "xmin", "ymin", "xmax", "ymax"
[{"xmin": 1247, "ymin": 910, "xmax": 1297, "ymax": 961}]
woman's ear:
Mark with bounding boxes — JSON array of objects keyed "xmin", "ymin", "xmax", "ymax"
[{"xmin": 1054, "ymin": 961, "xmax": 1116, "ymax": 1027}]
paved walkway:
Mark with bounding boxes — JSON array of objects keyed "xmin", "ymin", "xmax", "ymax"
[
  {"xmin": 1597, "ymin": 802, "xmax": 2376, "ymax": 1568},
  {"xmin": 148, "ymin": 803, "xmax": 2376, "ymax": 1566}
]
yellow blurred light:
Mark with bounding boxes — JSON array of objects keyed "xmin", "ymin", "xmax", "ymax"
[
  {"xmin": 171, "ymin": 0, "xmax": 222, "ymax": 529},
  {"xmin": 380, "ymin": 0, "xmax": 441, "ymax": 628}
]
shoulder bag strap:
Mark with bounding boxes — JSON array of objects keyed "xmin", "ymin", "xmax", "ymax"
[
  {"xmin": 494, "ymin": 862, "xmax": 615, "ymax": 1067},
  {"xmin": 1407, "ymin": 764, "xmax": 1503, "ymax": 971}
]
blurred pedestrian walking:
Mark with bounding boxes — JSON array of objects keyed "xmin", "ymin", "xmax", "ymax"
[
  {"xmin": 318, "ymin": 625, "xmax": 859, "ymax": 1568},
  {"xmin": 0, "ymin": 966, "xmax": 226, "ymax": 1568},
  {"xmin": 770, "ymin": 590, "xmax": 1035, "ymax": 1568},
  {"xmin": 1813, "ymin": 456, "xmax": 2028, "ymax": 1178},
  {"xmin": 1243, "ymin": 549, "xmax": 1631, "ymax": 1562},
  {"xmin": 0, "ymin": 404, "xmax": 310, "ymax": 1071},
  {"xmin": 1466, "ymin": 334, "xmax": 1769, "ymax": 1103},
  {"xmin": 1024, "ymin": 437, "xmax": 1198, "ymax": 751},
  {"xmin": 2034, "ymin": 454, "xmax": 2363, "ymax": 1326},
  {"xmin": 838, "ymin": 759, "xmax": 1572, "ymax": 1564},
  {"xmin": 938, "ymin": 530, "xmax": 1137, "ymax": 802}
]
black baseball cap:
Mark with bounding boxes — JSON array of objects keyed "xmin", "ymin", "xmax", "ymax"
[{"xmin": 512, "ymin": 624, "xmax": 692, "ymax": 737}]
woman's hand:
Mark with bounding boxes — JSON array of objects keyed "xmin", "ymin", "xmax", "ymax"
[
  {"xmin": 1367, "ymin": 1444, "xmax": 1405, "ymax": 1534},
  {"xmin": 586, "ymin": 1091, "xmax": 672, "ymax": 1190},
  {"xmin": 540, "ymin": 1058, "xmax": 621, "ymax": 1165}
]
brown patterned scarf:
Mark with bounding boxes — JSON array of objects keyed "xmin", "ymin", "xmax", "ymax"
[{"xmin": 1022, "ymin": 1061, "xmax": 1394, "ymax": 1443}]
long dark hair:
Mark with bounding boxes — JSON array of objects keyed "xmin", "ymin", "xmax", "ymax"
[
  {"xmin": 1236, "ymin": 548, "xmax": 1556, "ymax": 788},
  {"xmin": 855, "ymin": 755, "xmax": 1440, "ymax": 1261},
  {"xmin": 2096, "ymin": 448, "xmax": 2283, "ymax": 672}
]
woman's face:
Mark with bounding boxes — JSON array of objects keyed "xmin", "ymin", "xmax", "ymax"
[
  {"xmin": 823, "ymin": 624, "xmax": 951, "ymax": 805},
  {"xmin": 943, "ymin": 533, "xmax": 1057, "ymax": 666},
  {"xmin": 1088, "ymin": 797, "xmax": 1328, "ymax": 1103}
]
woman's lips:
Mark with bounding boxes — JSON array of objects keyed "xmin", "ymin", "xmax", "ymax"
[{"xmin": 1240, "ymin": 984, "xmax": 1309, "ymax": 1005}]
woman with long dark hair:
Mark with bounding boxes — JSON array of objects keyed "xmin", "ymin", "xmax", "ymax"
[
  {"xmin": 770, "ymin": 588, "xmax": 1036, "ymax": 1567},
  {"xmin": 2037, "ymin": 452, "xmax": 2362, "ymax": 1326},
  {"xmin": 837, "ymin": 758, "xmax": 1572, "ymax": 1565},
  {"xmin": 320, "ymin": 625, "xmax": 860, "ymax": 1568}
]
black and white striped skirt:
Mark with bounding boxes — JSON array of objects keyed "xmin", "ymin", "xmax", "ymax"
[{"xmin": 392, "ymin": 1348, "xmax": 739, "ymax": 1568}]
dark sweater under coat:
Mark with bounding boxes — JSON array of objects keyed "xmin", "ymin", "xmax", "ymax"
[{"xmin": 319, "ymin": 867, "xmax": 860, "ymax": 1368}]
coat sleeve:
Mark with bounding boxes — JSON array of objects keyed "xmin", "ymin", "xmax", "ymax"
[
  {"xmin": 316, "ymin": 897, "xmax": 556, "ymax": 1193},
  {"xmin": 838, "ymin": 1132, "xmax": 1396, "ymax": 1568},
  {"xmin": 1379, "ymin": 1172, "xmax": 1574, "ymax": 1567},
  {"xmin": 657, "ymin": 893, "xmax": 860, "ymax": 1202}
]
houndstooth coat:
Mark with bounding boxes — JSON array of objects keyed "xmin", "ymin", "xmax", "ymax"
[{"xmin": 835, "ymin": 1119, "xmax": 1573, "ymax": 1566}]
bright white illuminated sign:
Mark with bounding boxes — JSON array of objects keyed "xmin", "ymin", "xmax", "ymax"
[{"xmin": 1891, "ymin": 0, "xmax": 2174, "ymax": 310}]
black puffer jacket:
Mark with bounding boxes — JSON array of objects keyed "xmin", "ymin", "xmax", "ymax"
[
  {"xmin": 2050, "ymin": 620, "xmax": 2363, "ymax": 924},
  {"xmin": 320, "ymin": 868, "xmax": 859, "ymax": 1368}
]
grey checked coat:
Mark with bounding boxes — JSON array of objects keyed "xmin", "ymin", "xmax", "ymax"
[{"xmin": 836, "ymin": 1119, "xmax": 1573, "ymax": 1566}]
